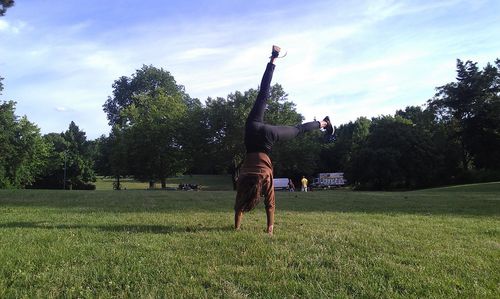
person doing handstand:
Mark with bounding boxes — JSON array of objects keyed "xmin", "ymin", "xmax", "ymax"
[{"xmin": 234, "ymin": 45, "xmax": 334, "ymax": 235}]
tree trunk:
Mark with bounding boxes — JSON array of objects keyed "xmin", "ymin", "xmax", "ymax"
[
  {"xmin": 161, "ymin": 178, "xmax": 166, "ymax": 189},
  {"xmin": 149, "ymin": 180, "xmax": 155, "ymax": 189},
  {"xmin": 460, "ymin": 140, "xmax": 470, "ymax": 171},
  {"xmin": 114, "ymin": 175, "xmax": 121, "ymax": 190}
]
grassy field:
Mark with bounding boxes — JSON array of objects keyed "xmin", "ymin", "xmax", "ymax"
[{"xmin": 0, "ymin": 183, "xmax": 499, "ymax": 298}]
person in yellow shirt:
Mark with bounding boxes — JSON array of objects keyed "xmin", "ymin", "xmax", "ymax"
[{"xmin": 301, "ymin": 176, "xmax": 308, "ymax": 192}]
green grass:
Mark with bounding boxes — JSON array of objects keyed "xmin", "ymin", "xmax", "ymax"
[{"xmin": 0, "ymin": 183, "xmax": 499, "ymax": 298}]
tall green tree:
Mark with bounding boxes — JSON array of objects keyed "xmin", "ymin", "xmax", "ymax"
[
  {"xmin": 178, "ymin": 97, "xmax": 211, "ymax": 174},
  {"xmin": 90, "ymin": 134, "xmax": 110, "ymax": 176},
  {"xmin": 104, "ymin": 65, "xmax": 190, "ymax": 188},
  {"xmin": 122, "ymin": 89, "xmax": 187, "ymax": 188},
  {"xmin": 203, "ymin": 90, "xmax": 251, "ymax": 175},
  {"xmin": 111, "ymin": 126, "xmax": 130, "ymax": 189},
  {"xmin": 0, "ymin": 101, "xmax": 23, "ymax": 187},
  {"xmin": 429, "ymin": 59, "xmax": 500, "ymax": 170},
  {"xmin": 61, "ymin": 121, "xmax": 96, "ymax": 189},
  {"xmin": 396, "ymin": 105, "xmax": 462, "ymax": 185},
  {"xmin": 0, "ymin": 101, "xmax": 49, "ymax": 188},
  {"xmin": 11, "ymin": 116, "xmax": 50, "ymax": 187},
  {"xmin": 31, "ymin": 133, "xmax": 68, "ymax": 189},
  {"xmin": 92, "ymin": 128, "xmax": 129, "ymax": 190},
  {"xmin": 202, "ymin": 88, "xmax": 259, "ymax": 188}
]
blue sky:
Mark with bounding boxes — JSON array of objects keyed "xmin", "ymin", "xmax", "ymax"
[{"xmin": 1, "ymin": 0, "xmax": 499, "ymax": 139}]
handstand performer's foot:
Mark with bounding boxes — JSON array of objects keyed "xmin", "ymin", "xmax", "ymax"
[
  {"xmin": 271, "ymin": 45, "xmax": 281, "ymax": 58},
  {"xmin": 267, "ymin": 225, "xmax": 274, "ymax": 236},
  {"xmin": 323, "ymin": 116, "xmax": 334, "ymax": 135},
  {"xmin": 270, "ymin": 45, "xmax": 287, "ymax": 61},
  {"xmin": 322, "ymin": 116, "xmax": 336, "ymax": 142}
]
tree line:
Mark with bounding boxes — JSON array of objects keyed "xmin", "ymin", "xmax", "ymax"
[{"xmin": 1, "ymin": 59, "xmax": 499, "ymax": 190}]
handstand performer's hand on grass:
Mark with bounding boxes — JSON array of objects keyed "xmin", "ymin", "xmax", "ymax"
[{"xmin": 234, "ymin": 45, "xmax": 334, "ymax": 236}]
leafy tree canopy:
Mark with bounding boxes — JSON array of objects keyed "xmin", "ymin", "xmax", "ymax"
[
  {"xmin": 103, "ymin": 65, "xmax": 189, "ymax": 128},
  {"xmin": 0, "ymin": 0, "xmax": 14, "ymax": 17}
]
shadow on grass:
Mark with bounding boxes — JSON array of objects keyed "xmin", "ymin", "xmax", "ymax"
[
  {"xmin": 0, "ymin": 189, "xmax": 499, "ymax": 216},
  {"xmin": 0, "ymin": 221, "xmax": 234, "ymax": 234}
]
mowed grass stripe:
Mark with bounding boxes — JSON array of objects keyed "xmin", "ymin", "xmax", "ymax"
[{"xmin": 0, "ymin": 184, "xmax": 499, "ymax": 298}]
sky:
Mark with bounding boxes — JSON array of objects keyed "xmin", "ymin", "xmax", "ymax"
[{"xmin": 1, "ymin": 0, "xmax": 499, "ymax": 139}]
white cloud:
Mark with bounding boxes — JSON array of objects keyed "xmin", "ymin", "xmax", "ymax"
[
  {"xmin": 0, "ymin": 19, "xmax": 26, "ymax": 34},
  {"xmin": 176, "ymin": 47, "xmax": 227, "ymax": 61},
  {"xmin": 0, "ymin": 19, "xmax": 8, "ymax": 31},
  {"xmin": 362, "ymin": 0, "xmax": 465, "ymax": 21}
]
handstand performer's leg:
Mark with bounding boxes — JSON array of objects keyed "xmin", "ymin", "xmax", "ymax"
[
  {"xmin": 263, "ymin": 119, "xmax": 329, "ymax": 143},
  {"xmin": 246, "ymin": 62, "xmax": 276, "ymax": 124},
  {"xmin": 235, "ymin": 210, "xmax": 243, "ymax": 230}
]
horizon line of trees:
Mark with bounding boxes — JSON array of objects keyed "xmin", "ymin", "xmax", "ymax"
[{"xmin": 1, "ymin": 58, "xmax": 499, "ymax": 190}]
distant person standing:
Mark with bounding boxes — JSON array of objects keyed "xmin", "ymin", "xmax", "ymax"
[
  {"xmin": 288, "ymin": 178, "xmax": 295, "ymax": 192},
  {"xmin": 301, "ymin": 176, "xmax": 308, "ymax": 192}
]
